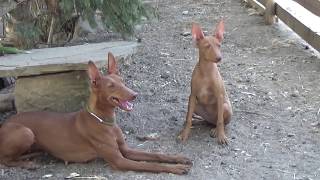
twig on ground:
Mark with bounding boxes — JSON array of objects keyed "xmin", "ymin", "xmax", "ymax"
[
  {"xmin": 235, "ymin": 110, "xmax": 273, "ymax": 118},
  {"xmin": 241, "ymin": 91, "xmax": 256, "ymax": 96}
]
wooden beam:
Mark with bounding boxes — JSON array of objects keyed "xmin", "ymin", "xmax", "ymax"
[
  {"xmin": 257, "ymin": 0, "xmax": 266, "ymax": 6},
  {"xmin": 247, "ymin": 0, "xmax": 265, "ymax": 13},
  {"xmin": 294, "ymin": 0, "xmax": 320, "ymax": 17},
  {"xmin": 0, "ymin": 17, "xmax": 3, "ymax": 37},
  {"xmin": 275, "ymin": 0, "xmax": 320, "ymax": 51}
]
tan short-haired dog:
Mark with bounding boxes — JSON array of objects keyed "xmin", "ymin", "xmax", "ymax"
[{"xmin": 178, "ymin": 20, "xmax": 232, "ymax": 145}]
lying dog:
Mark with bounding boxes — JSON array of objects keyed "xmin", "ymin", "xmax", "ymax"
[{"xmin": 0, "ymin": 52, "xmax": 192, "ymax": 174}]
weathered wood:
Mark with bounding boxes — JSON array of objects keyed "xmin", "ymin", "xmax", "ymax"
[
  {"xmin": 275, "ymin": 0, "xmax": 320, "ymax": 51},
  {"xmin": 247, "ymin": 0, "xmax": 265, "ymax": 14},
  {"xmin": 0, "ymin": 41, "xmax": 138, "ymax": 77},
  {"xmin": 294, "ymin": 0, "xmax": 320, "ymax": 17},
  {"xmin": 257, "ymin": 0, "xmax": 266, "ymax": 6},
  {"xmin": 256, "ymin": 0, "xmax": 320, "ymax": 17},
  {"xmin": 0, "ymin": 17, "xmax": 3, "ymax": 37},
  {"xmin": 245, "ymin": 0, "xmax": 320, "ymax": 52}
]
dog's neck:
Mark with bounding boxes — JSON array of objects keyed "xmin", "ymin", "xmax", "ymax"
[
  {"xmin": 198, "ymin": 53, "xmax": 218, "ymax": 74},
  {"xmin": 86, "ymin": 94, "xmax": 116, "ymax": 125}
]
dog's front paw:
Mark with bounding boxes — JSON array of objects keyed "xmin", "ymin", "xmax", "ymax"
[
  {"xmin": 209, "ymin": 128, "xmax": 218, "ymax": 138},
  {"xmin": 210, "ymin": 128, "xmax": 228, "ymax": 145},
  {"xmin": 174, "ymin": 155, "xmax": 193, "ymax": 165},
  {"xmin": 177, "ymin": 128, "xmax": 190, "ymax": 143},
  {"xmin": 217, "ymin": 134, "xmax": 228, "ymax": 145},
  {"xmin": 168, "ymin": 164, "xmax": 192, "ymax": 175}
]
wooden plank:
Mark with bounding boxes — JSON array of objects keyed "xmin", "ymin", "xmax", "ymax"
[
  {"xmin": 275, "ymin": 0, "xmax": 320, "ymax": 51},
  {"xmin": 257, "ymin": 0, "xmax": 266, "ymax": 6},
  {"xmin": 0, "ymin": 17, "xmax": 3, "ymax": 37},
  {"xmin": 247, "ymin": 0, "xmax": 265, "ymax": 13},
  {"xmin": 294, "ymin": 0, "xmax": 320, "ymax": 17}
]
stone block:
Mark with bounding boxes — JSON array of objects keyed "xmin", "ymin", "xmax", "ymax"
[{"xmin": 14, "ymin": 70, "xmax": 89, "ymax": 113}]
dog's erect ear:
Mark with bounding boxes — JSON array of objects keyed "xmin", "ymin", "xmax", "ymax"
[
  {"xmin": 192, "ymin": 23, "xmax": 204, "ymax": 42},
  {"xmin": 108, "ymin": 52, "xmax": 119, "ymax": 75},
  {"xmin": 88, "ymin": 61, "xmax": 101, "ymax": 85},
  {"xmin": 214, "ymin": 20, "xmax": 224, "ymax": 43}
]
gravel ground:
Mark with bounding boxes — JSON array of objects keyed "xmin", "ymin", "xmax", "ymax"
[{"xmin": 1, "ymin": 0, "xmax": 320, "ymax": 179}]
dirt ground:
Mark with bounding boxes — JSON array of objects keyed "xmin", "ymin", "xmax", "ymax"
[{"xmin": 1, "ymin": 0, "xmax": 320, "ymax": 179}]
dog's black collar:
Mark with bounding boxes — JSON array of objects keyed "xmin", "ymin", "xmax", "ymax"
[{"xmin": 86, "ymin": 105, "xmax": 116, "ymax": 126}]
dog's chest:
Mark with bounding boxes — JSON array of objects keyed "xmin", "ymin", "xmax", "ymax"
[{"xmin": 195, "ymin": 87, "xmax": 217, "ymax": 105}]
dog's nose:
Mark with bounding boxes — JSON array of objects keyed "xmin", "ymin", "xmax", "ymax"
[
  {"xmin": 132, "ymin": 92, "xmax": 138, "ymax": 100},
  {"xmin": 216, "ymin": 57, "xmax": 222, "ymax": 62}
]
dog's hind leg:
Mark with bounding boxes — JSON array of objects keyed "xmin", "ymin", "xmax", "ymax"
[{"xmin": 0, "ymin": 123, "xmax": 38, "ymax": 169}]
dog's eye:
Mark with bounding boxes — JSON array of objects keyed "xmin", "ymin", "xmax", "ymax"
[{"xmin": 107, "ymin": 82, "xmax": 114, "ymax": 88}]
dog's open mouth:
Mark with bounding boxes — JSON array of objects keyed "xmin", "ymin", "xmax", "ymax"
[{"xmin": 112, "ymin": 97, "xmax": 134, "ymax": 111}]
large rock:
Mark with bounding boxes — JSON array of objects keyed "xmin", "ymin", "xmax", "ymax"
[{"xmin": 15, "ymin": 70, "xmax": 89, "ymax": 112}]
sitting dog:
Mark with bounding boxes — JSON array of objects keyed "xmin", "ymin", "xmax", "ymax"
[{"xmin": 178, "ymin": 21, "xmax": 232, "ymax": 145}]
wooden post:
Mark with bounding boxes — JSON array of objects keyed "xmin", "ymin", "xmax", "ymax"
[
  {"xmin": 245, "ymin": 0, "xmax": 320, "ymax": 52},
  {"xmin": 0, "ymin": 17, "xmax": 3, "ymax": 38}
]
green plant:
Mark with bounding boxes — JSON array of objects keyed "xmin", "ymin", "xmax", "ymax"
[
  {"xmin": 59, "ymin": 0, "xmax": 149, "ymax": 35},
  {"xmin": 5, "ymin": 0, "xmax": 150, "ymax": 49}
]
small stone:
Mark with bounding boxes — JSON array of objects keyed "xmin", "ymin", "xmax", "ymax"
[
  {"xmin": 42, "ymin": 174, "xmax": 53, "ymax": 178},
  {"xmin": 182, "ymin": 10, "xmax": 189, "ymax": 15},
  {"xmin": 290, "ymin": 90, "xmax": 299, "ymax": 97},
  {"xmin": 65, "ymin": 172, "xmax": 80, "ymax": 179},
  {"xmin": 253, "ymin": 125, "xmax": 258, "ymax": 129},
  {"xmin": 160, "ymin": 52, "xmax": 170, "ymax": 56},
  {"xmin": 160, "ymin": 71, "xmax": 170, "ymax": 79},
  {"xmin": 169, "ymin": 116, "xmax": 178, "ymax": 121},
  {"xmin": 232, "ymin": 148, "xmax": 241, "ymax": 151},
  {"xmin": 311, "ymin": 122, "xmax": 320, "ymax": 127},
  {"xmin": 290, "ymin": 164, "xmax": 297, "ymax": 167},
  {"xmin": 287, "ymin": 133, "xmax": 295, "ymax": 137},
  {"xmin": 181, "ymin": 32, "xmax": 191, "ymax": 36}
]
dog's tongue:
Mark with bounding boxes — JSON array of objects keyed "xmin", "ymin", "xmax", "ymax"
[{"xmin": 119, "ymin": 101, "xmax": 134, "ymax": 111}]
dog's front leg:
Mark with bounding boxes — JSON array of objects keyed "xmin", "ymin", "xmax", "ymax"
[
  {"xmin": 210, "ymin": 94, "xmax": 228, "ymax": 145},
  {"xmin": 95, "ymin": 144, "xmax": 191, "ymax": 174},
  {"xmin": 113, "ymin": 126, "xmax": 192, "ymax": 165},
  {"xmin": 122, "ymin": 148, "xmax": 192, "ymax": 165},
  {"xmin": 178, "ymin": 94, "xmax": 196, "ymax": 142}
]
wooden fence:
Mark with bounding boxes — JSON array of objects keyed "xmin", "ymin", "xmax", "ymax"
[{"xmin": 247, "ymin": 0, "xmax": 320, "ymax": 52}]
